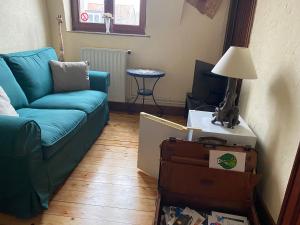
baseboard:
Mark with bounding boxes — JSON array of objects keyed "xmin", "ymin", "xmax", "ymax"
[
  {"xmin": 255, "ymin": 191, "xmax": 276, "ymax": 225},
  {"xmin": 109, "ymin": 101, "xmax": 185, "ymax": 116}
]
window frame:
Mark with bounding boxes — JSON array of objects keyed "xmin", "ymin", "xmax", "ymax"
[{"xmin": 71, "ymin": 0, "xmax": 146, "ymax": 35}]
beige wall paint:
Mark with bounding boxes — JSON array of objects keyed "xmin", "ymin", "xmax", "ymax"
[
  {"xmin": 0, "ymin": 0, "xmax": 51, "ymax": 53},
  {"xmin": 239, "ymin": 0, "xmax": 300, "ymax": 221},
  {"xmin": 46, "ymin": 0, "xmax": 229, "ymax": 106}
]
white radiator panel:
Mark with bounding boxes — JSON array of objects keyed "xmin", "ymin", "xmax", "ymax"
[{"xmin": 80, "ymin": 48, "xmax": 128, "ymax": 102}]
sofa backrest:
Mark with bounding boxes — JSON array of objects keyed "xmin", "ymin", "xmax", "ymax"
[
  {"xmin": 3, "ymin": 48, "xmax": 58, "ymax": 102},
  {"xmin": 0, "ymin": 58, "xmax": 28, "ymax": 109}
]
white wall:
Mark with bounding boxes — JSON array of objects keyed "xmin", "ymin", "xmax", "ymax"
[
  {"xmin": 0, "ymin": 0, "xmax": 51, "ymax": 53},
  {"xmin": 46, "ymin": 0, "xmax": 230, "ymax": 106},
  {"xmin": 239, "ymin": 0, "xmax": 300, "ymax": 221}
]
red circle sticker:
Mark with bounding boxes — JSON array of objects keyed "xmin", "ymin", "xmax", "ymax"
[{"xmin": 81, "ymin": 12, "xmax": 89, "ymax": 22}]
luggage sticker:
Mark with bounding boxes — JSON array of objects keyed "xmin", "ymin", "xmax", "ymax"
[{"xmin": 209, "ymin": 150, "xmax": 246, "ymax": 172}]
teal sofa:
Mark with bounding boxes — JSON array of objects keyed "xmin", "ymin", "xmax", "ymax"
[{"xmin": 0, "ymin": 48, "xmax": 110, "ymax": 218}]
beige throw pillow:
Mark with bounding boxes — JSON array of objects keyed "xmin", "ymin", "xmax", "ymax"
[
  {"xmin": 0, "ymin": 86, "xmax": 19, "ymax": 117},
  {"xmin": 50, "ymin": 60, "xmax": 90, "ymax": 93}
]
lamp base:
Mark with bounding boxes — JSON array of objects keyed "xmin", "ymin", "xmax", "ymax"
[{"xmin": 211, "ymin": 78, "xmax": 240, "ymax": 128}]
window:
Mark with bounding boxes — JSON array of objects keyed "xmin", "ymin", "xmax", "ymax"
[{"xmin": 71, "ymin": 0, "xmax": 146, "ymax": 35}]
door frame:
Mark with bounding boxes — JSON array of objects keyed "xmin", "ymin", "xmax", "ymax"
[
  {"xmin": 278, "ymin": 142, "xmax": 300, "ymax": 225},
  {"xmin": 223, "ymin": 0, "xmax": 257, "ymax": 104}
]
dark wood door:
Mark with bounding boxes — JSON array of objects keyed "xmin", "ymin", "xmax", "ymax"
[
  {"xmin": 223, "ymin": 0, "xmax": 257, "ymax": 104},
  {"xmin": 278, "ymin": 143, "xmax": 300, "ymax": 225}
]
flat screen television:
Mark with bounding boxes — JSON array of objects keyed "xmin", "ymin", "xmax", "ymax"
[{"xmin": 187, "ymin": 60, "xmax": 228, "ymax": 112}]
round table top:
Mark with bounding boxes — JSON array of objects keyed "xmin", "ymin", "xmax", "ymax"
[{"xmin": 126, "ymin": 69, "xmax": 165, "ymax": 78}]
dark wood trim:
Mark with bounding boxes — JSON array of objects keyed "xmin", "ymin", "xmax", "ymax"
[
  {"xmin": 109, "ymin": 101, "xmax": 185, "ymax": 116},
  {"xmin": 223, "ymin": 0, "xmax": 239, "ymax": 53},
  {"xmin": 223, "ymin": 0, "xmax": 257, "ymax": 105},
  {"xmin": 223, "ymin": 0, "xmax": 257, "ymax": 52},
  {"xmin": 278, "ymin": 143, "xmax": 300, "ymax": 225},
  {"xmin": 254, "ymin": 191, "xmax": 276, "ymax": 225},
  {"xmin": 71, "ymin": 0, "xmax": 146, "ymax": 35}
]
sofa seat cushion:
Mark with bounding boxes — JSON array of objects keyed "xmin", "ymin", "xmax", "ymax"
[
  {"xmin": 30, "ymin": 90, "xmax": 107, "ymax": 115},
  {"xmin": 17, "ymin": 108, "xmax": 87, "ymax": 160}
]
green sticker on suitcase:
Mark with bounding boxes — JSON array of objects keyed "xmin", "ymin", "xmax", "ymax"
[{"xmin": 217, "ymin": 153, "xmax": 237, "ymax": 169}]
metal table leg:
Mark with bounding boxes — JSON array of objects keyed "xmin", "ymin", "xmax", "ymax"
[
  {"xmin": 152, "ymin": 77, "xmax": 163, "ymax": 115},
  {"xmin": 132, "ymin": 76, "xmax": 140, "ymax": 104},
  {"xmin": 127, "ymin": 76, "xmax": 140, "ymax": 113},
  {"xmin": 142, "ymin": 78, "xmax": 145, "ymax": 107}
]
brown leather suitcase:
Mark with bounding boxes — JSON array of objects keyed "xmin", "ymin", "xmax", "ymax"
[{"xmin": 154, "ymin": 138, "xmax": 261, "ymax": 225}]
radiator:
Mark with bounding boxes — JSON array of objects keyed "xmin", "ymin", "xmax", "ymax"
[{"xmin": 80, "ymin": 48, "xmax": 128, "ymax": 102}]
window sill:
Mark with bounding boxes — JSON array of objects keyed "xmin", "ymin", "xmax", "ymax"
[{"xmin": 68, "ymin": 30, "xmax": 150, "ymax": 38}]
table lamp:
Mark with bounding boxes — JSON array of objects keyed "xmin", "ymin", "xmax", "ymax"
[{"xmin": 211, "ymin": 46, "xmax": 257, "ymax": 128}]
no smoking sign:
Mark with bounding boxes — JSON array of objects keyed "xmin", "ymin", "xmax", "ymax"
[{"xmin": 80, "ymin": 12, "xmax": 89, "ymax": 22}]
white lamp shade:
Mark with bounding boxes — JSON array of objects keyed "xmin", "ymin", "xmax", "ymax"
[{"xmin": 212, "ymin": 47, "xmax": 257, "ymax": 79}]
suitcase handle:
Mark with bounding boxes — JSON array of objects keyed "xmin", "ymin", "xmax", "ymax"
[{"xmin": 198, "ymin": 137, "xmax": 227, "ymax": 146}]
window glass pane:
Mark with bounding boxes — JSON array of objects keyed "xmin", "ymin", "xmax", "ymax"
[
  {"xmin": 79, "ymin": 0, "xmax": 104, "ymax": 23},
  {"xmin": 114, "ymin": 0, "xmax": 140, "ymax": 25}
]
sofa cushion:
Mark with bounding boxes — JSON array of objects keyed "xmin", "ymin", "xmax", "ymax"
[
  {"xmin": 50, "ymin": 60, "xmax": 90, "ymax": 93},
  {"xmin": 17, "ymin": 108, "xmax": 87, "ymax": 159},
  {"xmin": 30, "ymin": 90, "xmax": 107, "ymax": 115},
  {"xmin": 3, "ymin": 48, "xmax": 58, "ymax": 102},
  {"xmin": 0, "ymin": 58, "xmax": 28, "ymax": 109}
]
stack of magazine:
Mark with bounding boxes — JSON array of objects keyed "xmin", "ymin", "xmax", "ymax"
[{"xmin": 161, "ymin": 206, "xmax": 250, "ymax": 225}]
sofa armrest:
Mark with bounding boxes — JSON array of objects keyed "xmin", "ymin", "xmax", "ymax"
[
  {"xmin": 89, "ymin": 70, "xmax": 110, "ymax": 93},
  {"xmin": 0, "ymin": 115, "xmax": 41, "ymax": 157},
  {"xmin": 0, "ymin": 116, "xmax": 45, "ymax": 216}
]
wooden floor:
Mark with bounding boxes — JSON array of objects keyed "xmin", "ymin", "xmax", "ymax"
[{"xmin": 0, "ymin": 112, "xmax": 185, "ymax": 225}]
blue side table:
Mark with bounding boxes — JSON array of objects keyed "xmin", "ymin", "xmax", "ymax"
[{"xmin": 127, "ymin": 68, "xmax": 165, "ymax": 114}]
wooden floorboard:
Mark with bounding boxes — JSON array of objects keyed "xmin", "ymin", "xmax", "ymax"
[
  {"xmin": 61, "ymin": 179, "xmax": 158, "ymax": 199},
  {"xmin": 0, "ymin": 112, "xmax": 184, "ymax": 225}
]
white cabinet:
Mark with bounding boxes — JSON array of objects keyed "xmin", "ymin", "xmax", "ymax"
[{"xmin": 187, "ymin": 110, "xmax": 257, "ymax": 148}]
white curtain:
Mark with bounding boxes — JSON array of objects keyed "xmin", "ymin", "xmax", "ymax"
[{"xmin": 186, "ymin": 0, "xmax": 223, "ymax": 19}]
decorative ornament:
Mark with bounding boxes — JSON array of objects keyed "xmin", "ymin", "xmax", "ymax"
[
  {"xmin": 56, "ymin": 14, "xmax": 65, "ymax": 62},
  {"xmin": 103, "ymin": 13, "xmax": 114, "ymax": 34}
]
